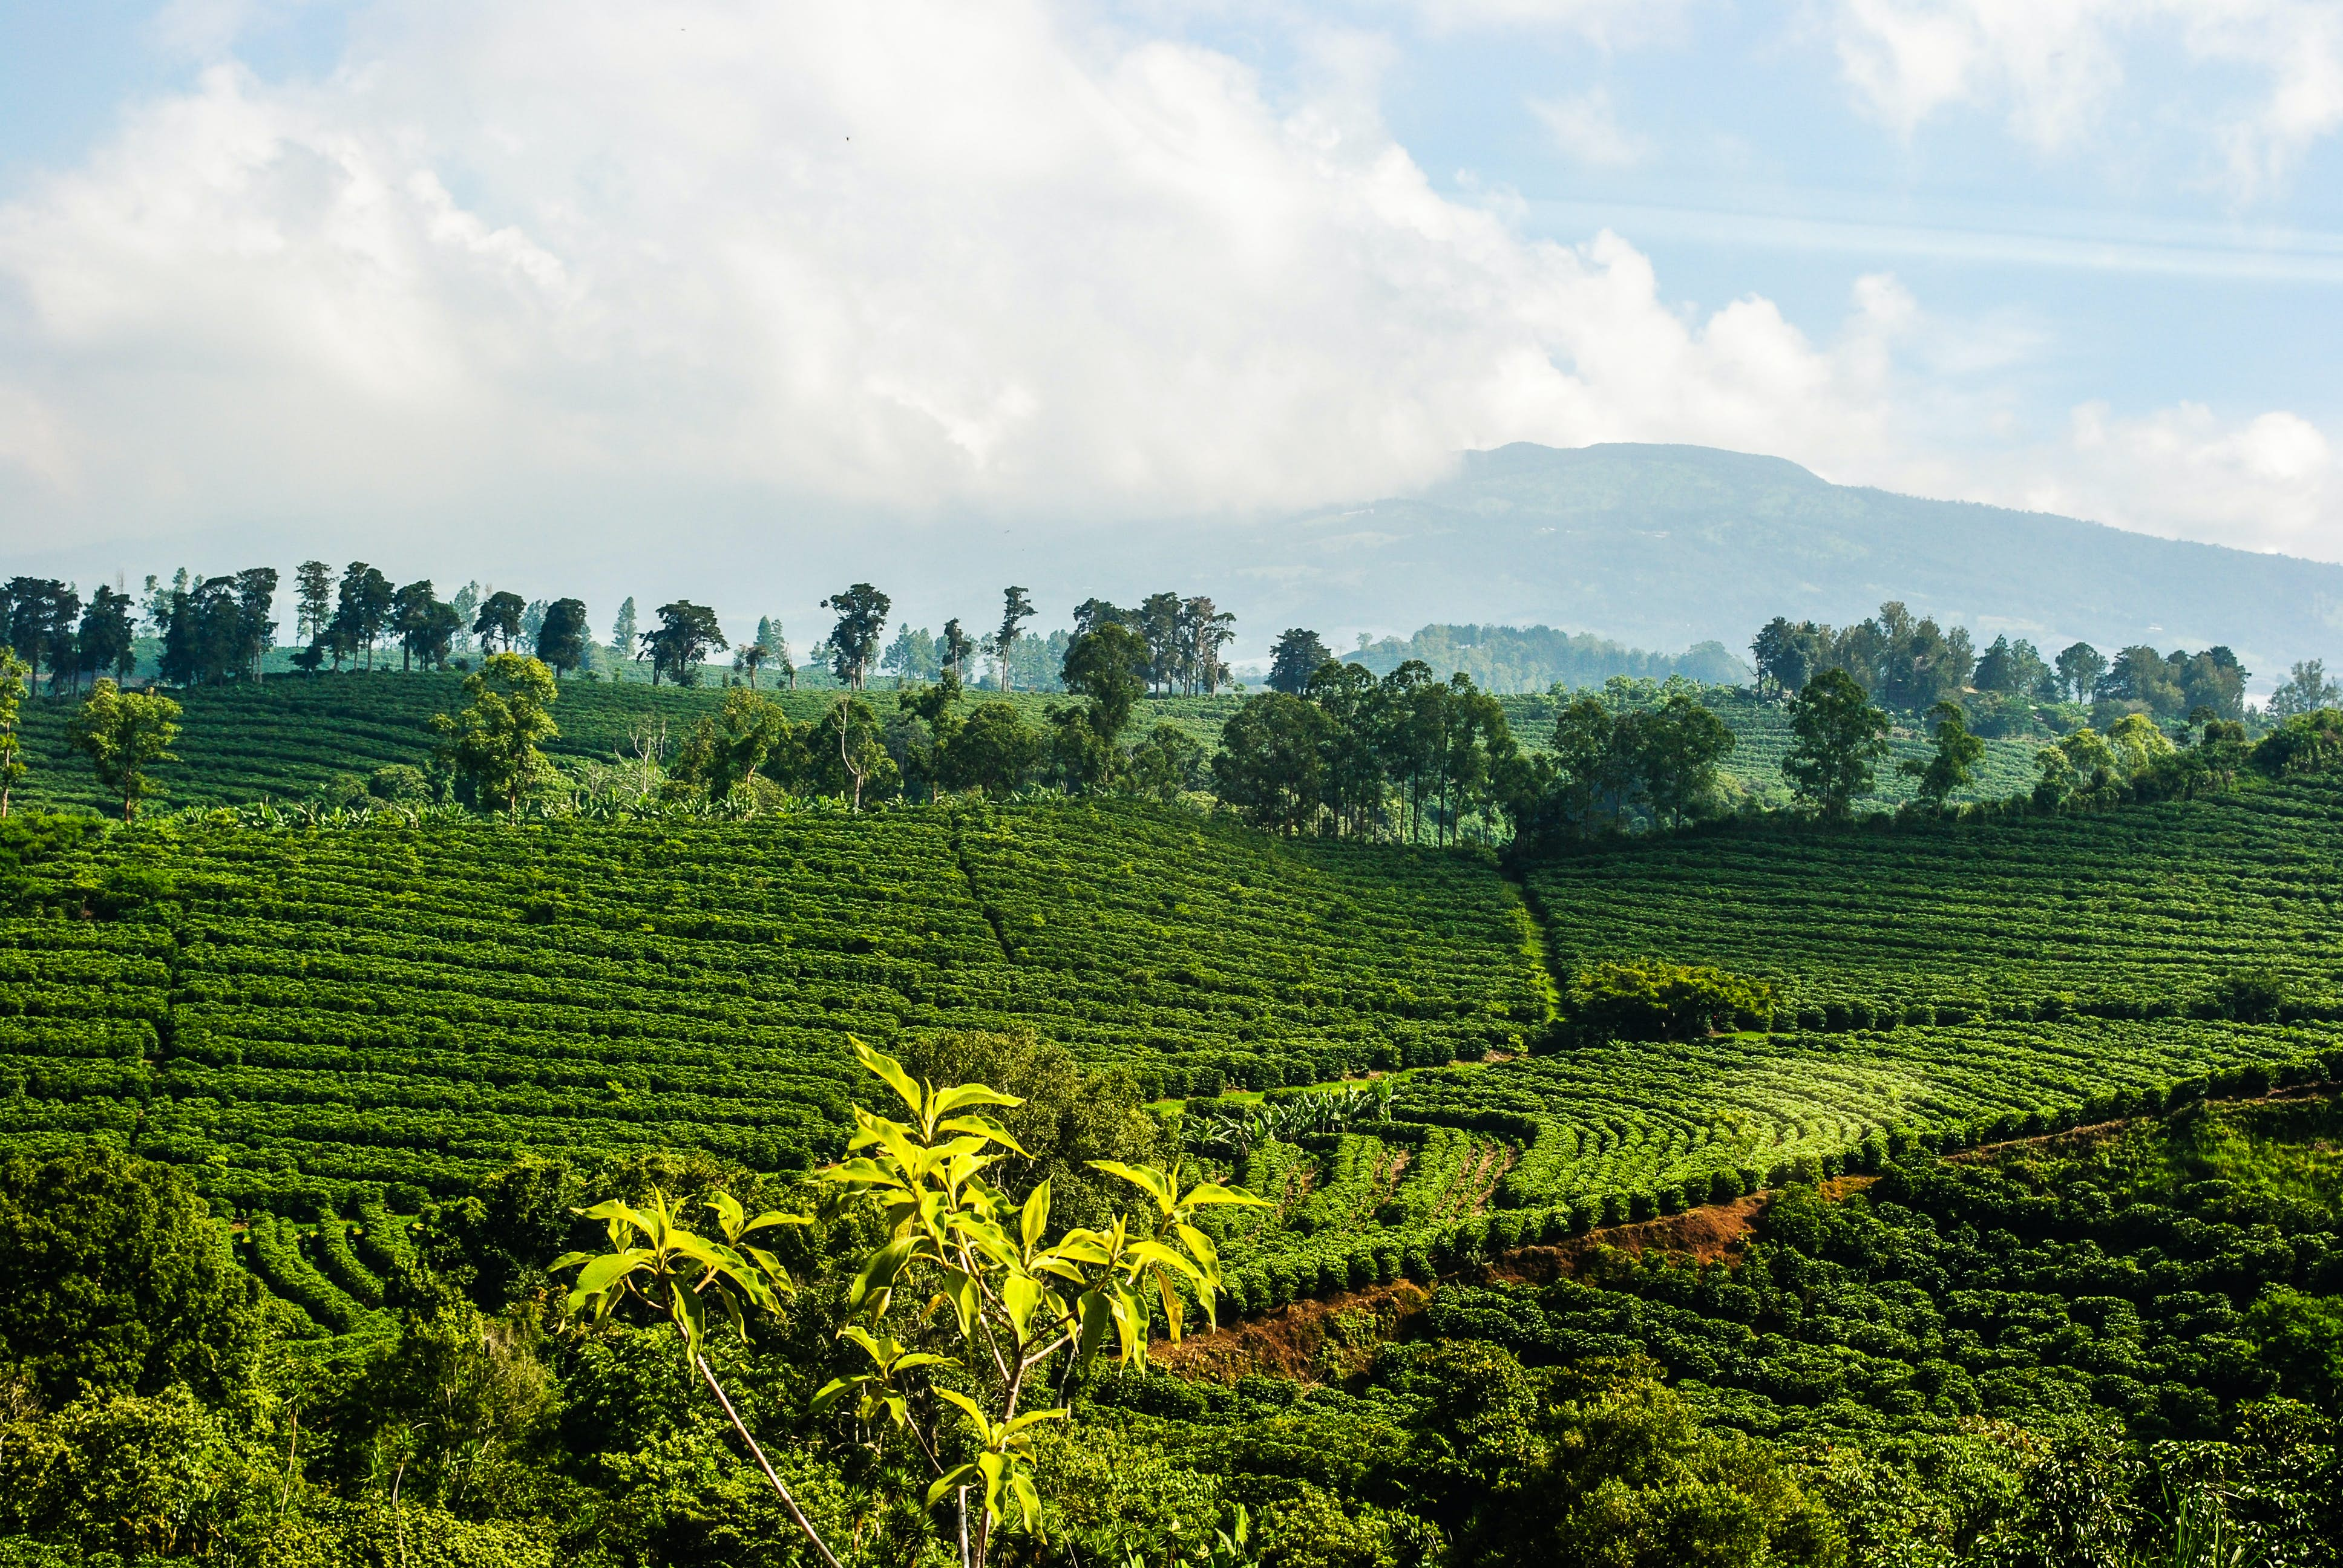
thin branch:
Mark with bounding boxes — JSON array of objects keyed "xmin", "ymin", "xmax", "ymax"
[{"xmin": 695, "ymin": 1353, "xmax": 846, "ymax": 1568}]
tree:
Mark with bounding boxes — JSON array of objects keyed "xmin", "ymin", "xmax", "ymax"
[
  {"xmin": 450, "ymin": 581, "xmax": 482, "ymax": 652},
  {"xmin": 672, "ymin": 690, "xmax": 791, "ymax": 800},
  {"xmin": 822, "ymin": 584, "xmax": 892, "ymax": 690},
  {"xmin": 1124, "ymin": 722, "xmax": 1205, "ymax": 803},
  {"xmin": 1899, "ymin": 701, "xmax": 1985, "ymax": 807},
  {"xmin": 522, "ymin": 599, "xmax": 549, "ymax": 649},
  {"xmin": 1266, "ymin": 629, "xmax": 1331, "ymax": 696},
  {"xmin": 1136, "ymin": 592, "xmax": 1183, "ymax": 694},
  {"xmin": 2271, "ymin": 659, "xmax": 2342, "ymax": 719},
  {"xmin": 1973, "ymin": 635, "xmax": 2054, "ymax": 700},
  {"xmin": 0, "ymin": 1149, "xmax": 264, "ymax": 1406},
  {"xmin": 232, "ymin": 567, "xmax": 277, "ymax": 681},
  {"xmin": 2054, "ymin": 642, "xmax": 2106, "ymax": 705},
  {"xmin": 809, "ymin": 1042, "xmax": 1259, "ymax": 1568},
  {"xmin": 67, "ymin": 678, "xmax": 182, "ymax": 820},
  {"xmin": 551, "ymin": 1191, "xmax": 840, "ymax": 1568},
  {"xmin": 1178, "ymin": 596, "xmax": 1236, "ymax": 695},
  {"xmin": 431, "ymin": 654, "xmax": 560, "ymax": 811},
  {"xmin": 609, "ymin": 596, "xmax": 638, "ymax": 665},
  {"xmin": 1060, "ymin": 621, "xmax": 1149, "ymax": 746},
  {"xmin": 74, "ymin": 586, "xmax": 137, "ymax": 688},
  {"xmin": 335, "ymin": 563, "xmax": 394, "ymax": 668},
  {"xmin": 295, "ymin": 560, "xmax": 335, "ymax": 641},
  {"xmin": 391, "ymin": 581, "xmax": 439, "ymax": 673},
  {"xmin": 733, "ymin": 642, "xmax": 769, "ymax": 688},
  {"xmin": 758, "ymin": 617, "xmax": 798, "ymax": 689},
  {"xmin": 821, "ymin": 694, "xmax": 893, "ymax": 809},
  {"xmin": 941, "ymin": 619, "xmax": 975, "ymax": 685},
  {"xmin": 0, "ymin": 650, "xmax": 28, "ymax": 816},
  {"xmin": 1211, "ymin": 692, "xmax": 1325, "ymax": 833},
  {"xmin": 939, "ymin": 702, "xmax": 1042, "ymax": 800},
  {"xmin": 1567, "ymin": 960, "xmax": 1777, "ymax": 1042},
  {"xmin": 1781, "ymin": 668, "xmax": 1889, "ymax": 821},
  {"xmin": 640, "ymin": 601, "xmax": 727, "ymax": 687},
  {"xmin": 1639, "ymin": 685, "xmax": 1737, "ymax": 829},
  {"xmin": 7, "ymin": 578, "xmax": 80, "ymax": 691},
  {"xmin": 2034, "ymin": 727, "xmax": 2121, "ymax": 805},
  {"xmin": 536, "ymin": 598, "xmax": 591, "ymax": 676},
  {"xmin": 882, "ymin": 624, "xmax": 940, "ymax": 685},
  {"xmin": 991, "ymin": 587, "xmax": 1035, "ymax": 693},
  {"xmin": 472, "ymin": 590, "xmax": 526, "ymax": 656}
]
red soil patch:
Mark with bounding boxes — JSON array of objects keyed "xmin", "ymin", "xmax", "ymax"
[
  {"xmin": 1160, "ymin": 1189, "xmax": 1815, "ymax": 1380},
  {"xmin": 1159, "ymin": 1281, "xmax": 1433, "ymax": 1384}
]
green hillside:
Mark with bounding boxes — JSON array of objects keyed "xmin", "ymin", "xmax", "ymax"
[
  {"xmin": 15, "ymin": 669, "xmax": 2040, "ymax": 816},
  {"xmin": 1522, "ymin": 778, "xmax": 2343, "ymax": 1023},
  {"xmin": 0, "ymin": 802, "xmax": 1541, "ymax": 1210},
  {"xmin": 8, "ymin": 782, "xmax": 2341, "ymax": 1296}
]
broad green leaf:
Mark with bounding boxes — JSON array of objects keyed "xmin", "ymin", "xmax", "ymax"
[
  {"xmin": 1088, "ymin": 1160, "xmax": 1173, "ymax": 1209},
  {"xmin": 1179, "ymin": 1181, "xmax": 1271, "ymax": 1210},
  {"xmin": 571, "ymin": 1249, "xmax": 649, "ymax": 1299},
  {"xmin": 1020, "ymin": 1182, "xmax": 1050, "ymax": 1252},
  {"xmin": 848, "ymin": 1236, "xmax": 916, "ymax": 1309},
  {"xmin": 851, "ymin": 1037, "xmax": 926, "ymax": 1119},
  {"xmin": 925, "ymin": 1464, "xmax": 975, "ymax": 1510},
  {"xmin": 931, "ymin": 1082, "xmax": 1024, "ymax": 1117},
  {"xmin": 934, "ymin": 1385, "xmax": 989, "ymax": 1435},
  {"xmin": 706, "ymin": 1190, "xmax": 747, "ymax": 1240},
  {"xmin": 1002, "ymin": 1271, "xmax": 1045, "ymax": 1342},
  {"xmin": 741, "ymin": 1209, "xmax": 810, "ymax": 1235}
]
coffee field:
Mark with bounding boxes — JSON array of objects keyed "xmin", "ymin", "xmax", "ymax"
[
  {"xmin": 12, "ymin": 670, "xmax": 2038, "ymax": 815},
  {"xmin": 10, "ymin": 778, "xmax": 2343, "ymax": 1331}
]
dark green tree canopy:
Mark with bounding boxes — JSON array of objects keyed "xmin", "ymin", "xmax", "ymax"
[
  {"xmin": 472, "ymin": 589, "xmax": 527, "ymax": 655},
  {"xmin": 639, "ymin": 599, "xmax": 727, "ymax": 687},
  {"xmin": 821, "ymin": 583, "xmax": 891, "ymax": 690},
  {"xmin": 535, "ymin": 596, "xmax": 591, "ymax": 675},
  {"xmin": 0, "ymin": 1148, "xmax": 263, "ymax": 1405},
  {"xmin": 1265, "ymin": 628, "xmax": 1331, "ymax": 695},
  {"xmin": 1060, "ymin": 621, "xmax": 1149, "ymax": 745},
  {"xmin": 1781, "ymin": 667, "xmax": 1890, "ymax": 820}
]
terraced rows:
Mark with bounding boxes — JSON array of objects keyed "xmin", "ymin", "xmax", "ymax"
[
  {"xmin": 954, "ymin": 803, "xmax": 1548, "ymax": 1077},
  {"xmin": 0, "ymin": 803, "xmax": 1548, "ymax": 1207},
  {"xmin": 1523, "ymin": 778, "xmax": 2343, "ymax": 1024}
]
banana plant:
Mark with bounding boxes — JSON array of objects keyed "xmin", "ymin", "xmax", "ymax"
[
  {"xmin": 817, "ymin": 1037, "xmax": 1266, "ymax": 1567},
  {"xmin": 551, "ymin": 1188, "xmax": 842, "ymax": 1568}
]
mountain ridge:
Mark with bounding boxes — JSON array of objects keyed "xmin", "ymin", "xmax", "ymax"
[{"xmin": 1214, "ymin": 442, "xmax": 2342, "ymax": 683}]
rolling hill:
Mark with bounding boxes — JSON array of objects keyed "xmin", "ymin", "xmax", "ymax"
[{"xmin": 1211, "ymin": 442, "xmax": 2343, "ymax": 680}]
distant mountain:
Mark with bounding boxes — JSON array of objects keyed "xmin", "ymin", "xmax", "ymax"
[{"xmin": 1212, "ymin": 443, "xmax": 2343, "ymax": 685}]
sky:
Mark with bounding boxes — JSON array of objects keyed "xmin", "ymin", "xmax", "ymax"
[{"xmin": 1, "ymin": 0, "xmax": 2340, "ymax": 652}]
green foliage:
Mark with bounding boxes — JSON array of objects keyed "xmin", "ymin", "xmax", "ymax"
[
  {"xmin": 1899, "ymin": 700, "xmax": 1985, "ymax": 808},
  {"xmin": 0, "ymin": 1148, "xmax": 263, "ymax": 1404},
  {"xmin": 0, "ymin": 650, "xmax": 29, "ymax": 815},
  {"xmin": 431, "ymin": 655, "xmax": 560, "ymax": 811},
  {"xmin": 1566, "ymin": 959, "xmax": 1777, "ymax": 1042},
  {"xmin": 816, "ymin": 1040, "xmax": 1262, "ymax": 1562},
  {"xmin": 1522, "ymin": 776, "xmax": 2343, "ymax": 1031},
  {"xmin": 2254, "ymin": 707, "xmax": 2343, "ymax": 776},
  {"xmin": 1781, "ymin": 668, "xmax": 1889, "ymax": 820},
  {"xmin": 67, "ymin": 678, "xmax": 182, "ymax": 820}
]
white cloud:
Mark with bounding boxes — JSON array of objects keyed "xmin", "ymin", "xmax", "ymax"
[
  {"xmin": 2010, "ymin": 401, "xmax": 2341, "ymax": 557},
  {"xmin": 1827, "ymin": 0, "xmax": 2343, "ymax": 197},
  {"xmin": 0, "ymin": 0, "xmax": 1926, "ymax": 554},
  {"xmin": 1528, "ymin": 87, "xmax": 1653, "ymax": 166},
  {"xmin": 0, "ymin": 0, "xmax": 2333, "ymax": 591}
]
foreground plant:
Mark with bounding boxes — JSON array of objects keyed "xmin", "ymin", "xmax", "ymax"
[
  {"xmin": 552, "ymin": 1189, "xmax": 842, "ymax": 1568},
  {"xmin": 816, "ymin": 1039, "xmax": 1265, "ymax": 1567}
]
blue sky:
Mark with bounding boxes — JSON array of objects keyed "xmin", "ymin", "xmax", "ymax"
[{"xmin": 1, "ymin": 0, "xmax": 2339, "ymax": 643}]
